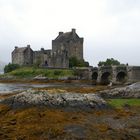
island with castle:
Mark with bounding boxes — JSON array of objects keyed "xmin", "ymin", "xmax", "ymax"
[
  {"xmin": 12, "ymin": 29, "xmax": 85, "ymax": 68},
  {"xmin": 0, "ymin": 29, "xmax": 140, "ymax": 140},
  {"xmin": 11, "ymin": 28, "xmax": 140, "ymax": 84}
]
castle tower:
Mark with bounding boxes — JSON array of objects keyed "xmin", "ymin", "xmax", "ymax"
[{"xmin": 52, "ymin": 29, "xmax": 84, "ymax": 60}]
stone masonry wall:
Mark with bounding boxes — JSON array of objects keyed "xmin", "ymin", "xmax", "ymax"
[
  {"xmin": 12, "ymin": 46, "xmax": 33, "ymax": 66},
  {"xmin": 52, "ymin": 39, "xmax": 83, "ymax": 61},
  {"xmin": 127, "ymin": 66, "xmax": 140, "ymax": 82},
  {"xmin": 51, "ymin": 50, "xmax": 69, "ymax": 68},
  {"xmin": 33, "ymin": 49, "xmax": 52, "ymax": 67},
  {"xmin": 24, "ymin": 47, "xmax": 33, "ymax": 65},
  {"xmin": 12, "ymin": 51, "xmax": 25, "ymax": 65}
]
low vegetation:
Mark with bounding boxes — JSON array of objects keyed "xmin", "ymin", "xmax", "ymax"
[
  {"xmin": 69, "ymin": 57, "xmax": 89, "ymax": 68},
  {"xmin": 107, "ymin": 99, "xmax": 140, "ymax": 108},
  {"xmin": 4, "ymin": 63, "xmax": 20, "ymax": 73},
  {"xmin": 7, "ymin": 67, "xmax": 74, "ymax": 79},
  {"xmin": 0, "ymin": 104, "xmax": 140, "ymax": 139}
]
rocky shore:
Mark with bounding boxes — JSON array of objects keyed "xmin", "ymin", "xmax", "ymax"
[
  {"xmin": 98, "ymin": 82, "xmax": 140, "ymax": 99},
  {"xmin": 1, "ymin": 90, "xmax": 106, "ymax": 109},
  {"xmin": 0, "ymin": 83, "xmax": 140, "ymax": 139},
  {"xmin": 1, "ymin": 82, "xmax": 140, "ymax": 109}
]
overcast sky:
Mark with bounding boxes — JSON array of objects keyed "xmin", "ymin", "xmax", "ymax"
[{"xmin": 0, "ymin": 0, "xmax": 140, "ymax": 66}]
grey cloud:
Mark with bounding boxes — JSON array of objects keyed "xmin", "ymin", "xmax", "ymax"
[
  {"xmin": 106, "ymin": 0, "xmax": 140, "ymax": 14},
  {"xmin": 0, "ymin": 0, "xmax": 140, "ymax": 66}
]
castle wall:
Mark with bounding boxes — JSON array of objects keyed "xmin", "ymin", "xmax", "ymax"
[
  {"xmin": 33, "ymin": 49, "xmax": 52, "ymax": 67},
  {"xmin": 51, "ymin": 50, "xmax": 69, "ymax": 68},
  {"xmin": 24, "ymin": 47, "xmax": 33, "ymax": 65},
  {"xmin": 68, "ymin": 39, "xmax": 83, "ymax": 60},
  {"xmin": 12, "ymin": 46, "xmax": 33, "ymax": 66},
  {"xmin": 12, "ymin": 52, "xmax": 25, "ymax": 65},
  {"xmin": 52, "ymin": 38, "xmax": 83, "ymax": 60},
  {"xmin": 127, "ymin": 66, "xmax": 140, "ymax": 82}
]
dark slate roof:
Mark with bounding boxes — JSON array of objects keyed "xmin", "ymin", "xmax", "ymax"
[
  {"xmin": 54, "ymin": 32, "xmax": 80, "ymax": 42},
  {"xmin": 15, "ymin": 47, "xmax": 27, "ymax": 53}
]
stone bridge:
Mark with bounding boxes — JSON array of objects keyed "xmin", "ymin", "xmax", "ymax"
[
  {"xmin": 76, "ymin": 66, "xmax": 140, "ymax": 85},
  {"xmin": 92, "ymin": 66, "xmax": 140, "ymax": 84}
]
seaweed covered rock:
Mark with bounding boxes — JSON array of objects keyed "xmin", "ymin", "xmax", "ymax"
[
  {"xmin": 98, "ymin": 82, "xmax": 140, "ymax": 98},
  {"xmin": 1, "ymin": 89, "xmax": 106, "ymax": 109}
]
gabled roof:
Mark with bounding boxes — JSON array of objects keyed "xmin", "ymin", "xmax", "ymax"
[
  {"xmin": 13, "ymin": 45, "xmax": 32, "ymax": 53},
  {"xmin": 15, "ymin": 47, "xmax": 27, "ymax": 53},
  {"xmin": 54, "ymin": 31, "xmax": 80, "ymax": 42}
]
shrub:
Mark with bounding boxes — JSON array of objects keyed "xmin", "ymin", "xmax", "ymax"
[
  {"xmin": 4, "ymin": 63, "xmax": 20, "ymax": 73},
  {"xmin": 54, "ymin": 70, "xmax": 62, "ymax": 76},
  {"xmin": 69, "ymin": 57, "xmax": 89, "ymax": 68},
  {"xmin": 98, "ymin": 58, "xmax": 121, "ymax": 67}
]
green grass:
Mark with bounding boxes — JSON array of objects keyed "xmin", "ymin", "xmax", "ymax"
[
  {"xmin": 107, "ymin": 99, "xmax": 140, "ymax": 108},
  {"xmin": 8, "ymin": 67, "xmax": 74, "ymax": 79}
]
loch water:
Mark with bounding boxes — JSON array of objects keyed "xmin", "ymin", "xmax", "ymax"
[{"xmin": 0, "ymin": 82, "xmax": 93, "ymax": 94}]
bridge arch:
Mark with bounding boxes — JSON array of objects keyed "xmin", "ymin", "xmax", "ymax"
[
  {"xmin": 116, "ymin": 71, "xmax": 127, "ymax": 83},
  {"xmin": 101, "ymin": 72, "xmax": 111, "ymax": 85},
  {"xmin": 92, "ymin": 72, "xmax": 98, "ymax": 80}
]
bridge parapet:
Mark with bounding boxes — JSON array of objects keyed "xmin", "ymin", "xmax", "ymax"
[
  {"xmin": 92, "ymin": 66, "xmax": 130, "ymax": 84},
  {"xmin": 127, "ymin": 66, "xmax": 140, "ymax": 82},
  {"xmin": 76, "ymin": 66, "xmax": 140, "ymax": 84}
]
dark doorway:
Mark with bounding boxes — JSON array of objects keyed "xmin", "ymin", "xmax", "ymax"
[
  {"xmin": 101, "ymin": 72, "xmax": 111, "ymax": 85},
  {"xmin": 92, "ymin": 72, "xmax": 98, "ymax": 80},
  {"xmin": 92, "ymin": 72, "xmax": 98, "ymax": 85},
  {"xmin": 45, "ymin": 60, "xmax": 48, "ymax": 66}
]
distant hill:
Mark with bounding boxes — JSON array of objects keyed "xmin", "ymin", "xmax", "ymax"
[{"xmin": 0, "ymin": 61, "xmax": 6, "ymax": 73}]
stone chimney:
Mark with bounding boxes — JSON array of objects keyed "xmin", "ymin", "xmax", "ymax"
[
  {"xmin": 72, "ymin": 28, "xmax": 76, "ymax": 34},
  {"xmin": 41, "ymin": 48, "xmax": 44, "ymax": 51},
  {"xmin": 15, "ymin": 46, "xmax": 18, "ymax": 49},
  {"xmin": 59, "ymin": 32, "xmax": 63, "ymax": 36},
  {"xmin": 27, "ymin": 45, "xmax": 30, "ymax": 48}
]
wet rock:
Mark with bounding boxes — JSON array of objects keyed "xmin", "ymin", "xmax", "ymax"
[
  {"xmin": 98, "ymin": 82, "xmax": 140, "ymax": 98},
  {"xmin": 1, "ymin": 89, "xmax": 106, "ymax": 109},
  {"xmin": 58, "ymin": 76, "xmax": 69, "ymax": 80},
  {"xmin": 57, "ymin": 76, "xmax": 78, "ymax": 80},
  {"xmin": 33, "ymin": 75, "xmax": 48, "ymax": 80}
]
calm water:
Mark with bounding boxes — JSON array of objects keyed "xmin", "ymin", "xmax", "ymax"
[{"xmin": 0, "ymin": 82, "xmax": 93, "ymax": 94}]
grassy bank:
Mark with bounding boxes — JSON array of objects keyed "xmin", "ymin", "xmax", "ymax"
[
  {"xmin": 107, "ymin": 99, "xmax": 140, "ymax": 108},
  {"xmin": 0, "ymin": 67, "xmax": 74, "ymax": 79}
]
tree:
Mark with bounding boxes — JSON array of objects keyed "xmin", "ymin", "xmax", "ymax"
[
  {"xmin": 69, "ymin": 57, "xmax": 89, "ymax": 68},
  {"xmin": 98, "ymin": 58, "xmax": 120, "ymax": 67},
  {"xmin": 4, "ymin": 63, "xmax": 20, "ymax": 73}
]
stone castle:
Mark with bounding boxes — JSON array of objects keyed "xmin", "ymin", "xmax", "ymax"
[
  {"xmin": 12, "ymin": 29, "xmax": 84, "ymax": 68},
  {"xmin": 11, "ymin": 28, "xmax": 140, "ymax": 84}
]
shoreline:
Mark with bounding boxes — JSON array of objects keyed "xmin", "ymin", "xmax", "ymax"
[{"xmin": 0, "ymin": 82, "xmax": 140, "ymax": 139}]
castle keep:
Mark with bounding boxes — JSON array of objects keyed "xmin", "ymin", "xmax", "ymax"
[{"xmin": 12, "ymin": 29, "xmax": 84, "ymax": 68}]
